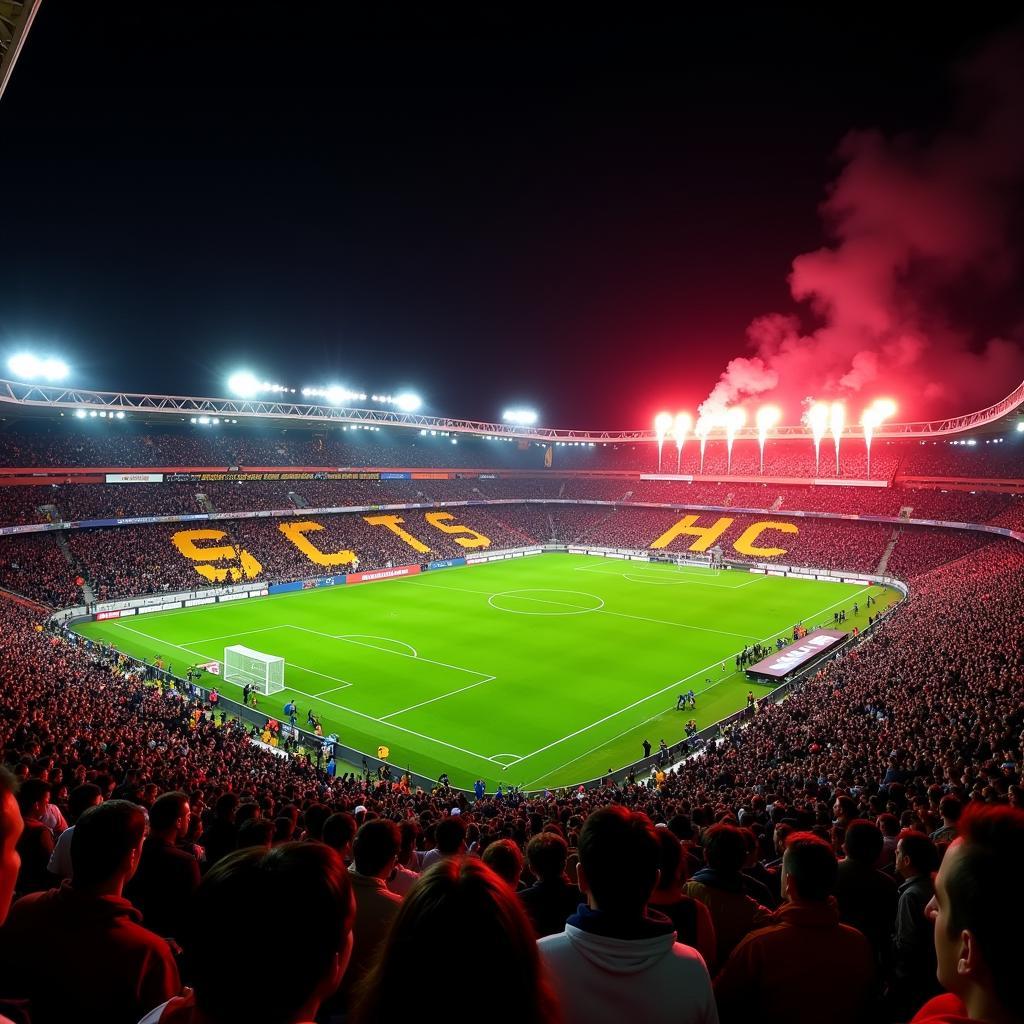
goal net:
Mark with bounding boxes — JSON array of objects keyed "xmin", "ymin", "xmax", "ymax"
[{"xmin": 223, "ymin": 645, "xmax": 285, "ymax": 695}]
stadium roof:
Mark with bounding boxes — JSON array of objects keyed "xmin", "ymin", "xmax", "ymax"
[
  {"xmin": 2, "ymin": 375, "xmax": 1023, "ymax": 441},
  {"xmin": 0, "ymin": 0, "xmax": 41, "ymax": 102}
]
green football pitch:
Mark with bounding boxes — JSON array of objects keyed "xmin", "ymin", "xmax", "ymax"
[{"xmin": 74, "ymin": 554, "xmax": 898, "ymax": 792}]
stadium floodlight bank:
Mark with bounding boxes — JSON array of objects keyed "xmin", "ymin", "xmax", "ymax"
[{"xmin": 224, "ymin": 645, "xmax": 285, "ymax": 694}]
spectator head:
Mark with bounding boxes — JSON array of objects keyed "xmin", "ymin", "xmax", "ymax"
[
  {"xmin": 16, "ymin": 778, "xmax": 51, "ymax": 821},
  {"xmin": 235, "ymin": 801, "xmax": 261, "ymax": 826},
  {"xmin": 843, "ymin": 819, "xmax": 884, "ymax": 865},
  {"xmin": 896, "ymin": 830, "xmax": 940, "ymax": 880},
  {"xmin": 940, "ymin": 795, "xmax": 963, "ymax": 825},
  {"xmin": 526, "ymin": 831, "xmax": 569, "ymax": 883},
  {"xmin": 782, "ymin": 832, "xmax": 838, "ymax": 903},
  {"xmin": 322, "ymin": 812, "xmax": 357, "ymax": 860},
  {"xmin": 653, "ymin": 827, "xmax": 688, "ymax": 891},
  {"xmin": 184, "ymin": 843, "xmax": 355, "ymax": 1024},
  {"xmin": 353, "ymin": 820, "xmax": 401, "ymax": 879},
  {"xmin": 773, "ymin": 822, "xmax": 794, "ymax": 855},
  {"xmin": 578, "ymin": 806, "xmax": 660, "ymax": 916},
  {"xmin": 302, "ymin": 803, "xmax": 331, "ymax": 842},
  {"xmin": 435, "ymin": 815, "xmax": 467, "ymax": 856},
  {"xmin": 273, "ymin": 816, "xmax": 295, "ymax": 844},
  {"xmin": 927, "ymin": 806, "xmax": 1024, "ymax": 1021},
  {"xmin": 148, "ymin": 791, "xmax": 191, "ymax": 841},
  {"xmin": 397, "ymin": 819, "xmax": 419, "ymax": 867},
  {"xmin": 0, "ymin": 766, "xmax": 24, "ymax": 925},
  {"xmin": 213, "ymin": 792, "xmax": 240, "ymax": 822},
  {"xmin": 833, "ymin": 795, "xmax": 858, "ymax": 823},
  {"xmin": 236, "ymin": 818, "xmax": 275, "ymax": 851},
  {"xmin": 70, "ymin": 800, "xmax": 147, "ymax": 890},
  {"xmin": 704, "ymin": 822, "xmax": 748, "ymax": 877},
  {"xmin": 482, "ymin": 839, "xmax": 523, "ymax": 889},
  {"xmin": 354, "ymin": 857, "xmax": 556, "ymax": 1023},
  {"xmin": 68, "ymin": 783, "xmax": 103, "ymax": 822},
  {"xmin": 876, "ymin": 813, "xmax": 900, "ymax": 838}
]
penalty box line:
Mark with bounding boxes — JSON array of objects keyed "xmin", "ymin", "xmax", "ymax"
[
  {"xmin": 110, "ymin": 622, "xmax": 354, "ymax": 690},
  {"xmin": 101, "ymin": 621, "xmax": 506, "ymax": 767},
  {"xmin": 183, "ymin": 623, "xmax": 500, "ymax": 718},
  {"xmin": 507, "ymin": 583, "xmax": 876, "ymax": 776}
]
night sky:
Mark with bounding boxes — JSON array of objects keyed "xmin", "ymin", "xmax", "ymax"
[{"xmin": 1, "ymin": 6, "xmax": 1021, "ymax": 427}]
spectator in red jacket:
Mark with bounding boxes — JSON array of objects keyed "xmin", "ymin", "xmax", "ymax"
[
  {"xmin": 714, "ymin": 832, "xmax": 876, "ymax": 1024},
  {"xmin": 0, "ymin": 800, "xmax": 180, "ymax": 1024}
]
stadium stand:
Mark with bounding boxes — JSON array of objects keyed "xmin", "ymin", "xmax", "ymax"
[
  {"xmin": 2, "ymin": 417, "xmax": 1024, "ymax": 1024},
  {"xmin": 0, "ymin": 535, "xmax": 1022, "ymax": 1022},
  {"xmin": 4, "ymin": 421, "xmax": 1023, "ymax": 479}
]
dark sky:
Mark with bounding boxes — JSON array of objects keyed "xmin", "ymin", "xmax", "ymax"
[{"xmin": 0, "ymin": 5, "xmax": 1019, "ymax": 428}]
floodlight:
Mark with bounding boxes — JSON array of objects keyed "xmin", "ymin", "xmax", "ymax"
[
  {"xmin": 227, "ymin": 371, "xmax": 261, "ymax": 398},
  {"xmin": 395, "ymin": 392, "xmax": 422, "ymax": 412},
  {"xmin": 503, "ymin": 408, "xmax": 538, "ymax": 425},
  {"xmin": 8, "ymin": 353, "xmax": 69, "ymax": 381}
]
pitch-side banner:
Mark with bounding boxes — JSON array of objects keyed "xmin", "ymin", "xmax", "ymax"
[
  {"xmin": 106, "ymin": 473, "xmax": 165, "ymax": 483},
  {"xmin": 747, "ymin": 628, "xmax": 849, "ymax": 679},
  {"xmin": 345, "ymin": 564, "xmax": 421, "ymax": 585}
]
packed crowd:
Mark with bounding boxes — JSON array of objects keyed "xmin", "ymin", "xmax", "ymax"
[
  {"xmin": 900, "ymin": 440, "xmax": 1024, "ymax": 479},
  {"xmin": 0, "ymin": 534, "xmax": 82, "ymax": 608},
  {"xmin": 0, "ymin": 533, "xmax": 1020, "ymax": 1023},
  {"xmin": 885, "ymin": 528, "xmax": 999, "ymax": 581},
  {"xmin": 4, "ymin": 421, "xmax": 1023, "ymax": 481},
  {"xmin": 4, "ymin": 476, "xmax": 1021, "ymax": 538},
  {"xmin": 1, "ymin": 498, "xmax": 1012, "ymax": 606}
]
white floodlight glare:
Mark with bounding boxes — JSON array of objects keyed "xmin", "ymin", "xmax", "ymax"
[
  {"xmin": 1017, "ymin": 422, "xmax": 1024, "ymax": 433},
  {"xmin": 8, "ymin": 353, "xmax": 70, "ymax": 381},
  {"xmin": 227, "ymin": 371, "xmax": 260, "ymax": 398},
  {"xmin": 503, "ymin": 408, "xmax": 538, "ymax": 425},
  {"xmin": 394, "ymin": 392, "xmax": 422, "ymax": 412},
  {"xmin": 74, "ymin": 409, "xmax": 87, "ymax": 419}
]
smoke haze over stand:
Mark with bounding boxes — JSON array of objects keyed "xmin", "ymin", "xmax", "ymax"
[{"xmin": 700, "ymin": 30, "xmax": 1024, "ymax": 423}]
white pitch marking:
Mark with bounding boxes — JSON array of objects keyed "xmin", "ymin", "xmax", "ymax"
[
  {"xmin": 487, "ymin": 589, "xmax": 605, "ymax": 616},
  {"xmin": 413, "ymin": 579, "xmax": 750, "ymax": 639},
  {"xmin": 285, "ymin": 625, "xmax": 490, "ymax": 678},
  {"xmin": 489, "ymin": 753, "xmax": 524, "ymax": 764},
  {"xmin": 111, "ymin": 621, "xmax": 356, "ymax": 691},
  {"xmin": 103, "ymin": 622, "xmax": 499, "ymax": 765},
  {"xmin": 380, "ymin": 674, "xmax": 497, "ymax": 720},
  {"xmin": 520, "ymin": 674, "xmax": 736, "ymax": 788},
  {"xmin": 184, "ymin": 624, "xmax": 291, "ymax": 644},
  {"xmin": 506, "ymin": 583, "xmax": 875, "ymax": 772},
  {"xmin": 336, "ymin": 634, "xmax": 418, "ymax": 657},
  {"xmin": 572, "ymin": 562, "xmax": 755, "ymax": 589}
]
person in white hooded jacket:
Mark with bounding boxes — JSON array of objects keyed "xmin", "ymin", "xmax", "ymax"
[{"xmin": 537, "ymin": 806, "xmax": 718, "ymax": 1024}]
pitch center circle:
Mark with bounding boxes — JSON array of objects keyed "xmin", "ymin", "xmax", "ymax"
[{"xmin": 487, "ymin": 589, "xmax": 605, "ymax": 616}]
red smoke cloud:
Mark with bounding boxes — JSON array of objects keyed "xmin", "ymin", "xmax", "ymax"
[{"xmin": 701, "ymin": 31, "xmax": 1024, "ymax": 421}]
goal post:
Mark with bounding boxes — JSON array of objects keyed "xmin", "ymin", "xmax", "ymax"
[{"xmin": 223, "ymin": 645, "xmax": 285, "ymax": 695}]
